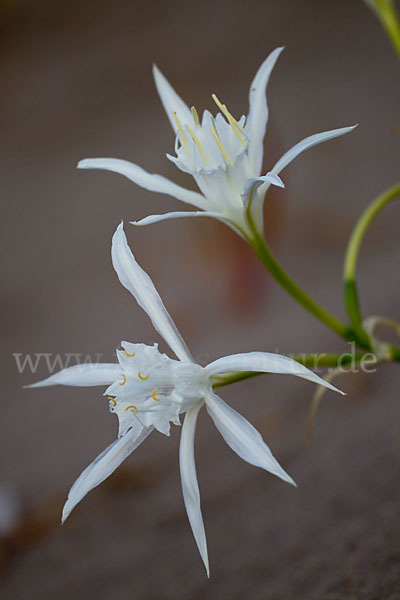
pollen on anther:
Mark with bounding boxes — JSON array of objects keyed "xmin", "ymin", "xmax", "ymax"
[
  {"xmin": 125, "ymin": 404, "xmax": 137, "ymax": 413},
  {"xmin": 119, "ymin": 374, "xmax": 127, "ymax": 386},
  {"xmin": 212, "ymin": 93, "xmax": 247, "ymax": 147},
  {"xmin": 190, "ymin": 105, "xmax": 200, "ymax": 126},
  {"xmin": 108, "ymin": 396, "xmax": 117, "ymax": 407},
  {"xmin": 124, "ymin": 349, "xmax": 136, "ymax": 357},
  {"xmin": 138, "ymin": 371, "xmax": 150, "ymax": 381},
  {"xmin": 152, "ymin": 389, "xmax": 161, "ymax": 402}
]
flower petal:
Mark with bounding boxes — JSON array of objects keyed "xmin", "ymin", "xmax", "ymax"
[
  {"xmin": 248, "ymin": 125, "xmax": 357, "ymax": 233},
  {"xmin": 152, "ymin": 64, "xmax": 193, "ymax": 134},
  {"xmin": 179, "ymin": 403, "xmax": 209, "ymax": 577},
  {"xmin": 206, "ymin": 352, "xmax": 344, "ymax": 395},
  {"xmin": 62, "ymin": 422, "xmax": 152, "ymax": 523},
  {"xmin": 78, "ymin": 158, "xmax": 209, "ymax": 210},
  {"xmin": 246, "ymin": 47, "xmax": 284, "ymax": 174},
  {"xmin": 270, "ymin": 125, "xmax": 357, "ymax": 177},
  {"xmin": 112, "ymin": 222, "xmax": 192, "ymax": 362},
  {"xmin": 132, "ymin": 210, "xmax": 247, "ymax": 240},
  {"xmin": 206, "ymin": 392, "xmax": 295, "ymax": 485},
  {"xmin": 241, "ymin": 172, "xmax": 285, "ymax": 210},
  {"xmin": 26, "ymin": 364, "xmax": 121, "ymax": 388},
  {"xmin": 131, "ymin": 210, "xmax": 222, "ymax": 227}
]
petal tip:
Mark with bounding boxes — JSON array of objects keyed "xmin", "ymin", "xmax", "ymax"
[
  {"xmin": 115, "ymin": 220, "xmax": 124, "ymax": 234},
  {"xmin": 152, "ymin": 62, "xmax": 167, "ymax": 88},
  {"xmin": 283, "ymin": 472, "xmax": 297, "ymax": 487},
  {"xmin": 112, "ymin": 221, "xmax": 126, "ymax": 252},
  {"xmin": 77, "ymin": 159, "xmax": 92, "ymax": 170},
  {"xmin": 325, "ymin": 381, "xmax": 346, "ymax": 395},
  {"xmin": 61, "ymin": 505, "xmax": 71, "ymax": 525},
  {"xmin": 265, "ymin": 171, "xmax": 285, "ymax": 188},
  {"xmin": 23, "ymin": 380, "xmax": 48, "ymax": 389}
]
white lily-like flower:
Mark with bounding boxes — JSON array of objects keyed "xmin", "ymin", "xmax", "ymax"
[
  {"xmin": 78, "ymin": 48, "xmax": 356, "ymax": 237},
  {"xmin": 28, "ymin": 222, "xmax": 342, "ymax": 575}
]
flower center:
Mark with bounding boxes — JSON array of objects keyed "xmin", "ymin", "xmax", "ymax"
[
  {"xmin": 171, "ymin": 95, "xmax": 248, "ymax": 172},
  {"xmin": 105, "ymin": 342, "xmax": 209, "ymax": 436}
]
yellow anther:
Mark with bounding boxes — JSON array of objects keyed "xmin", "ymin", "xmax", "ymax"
[
  {"xmin": 124, "ymin": 349, "xmax": 135, "ymax": 357},
  {"xmin": 190, "ymin": 106, "xmax": 200, "ymax": 126},
  {"xmin": 119, "ymin": 374, "xmax": 126, "ymax": 386},
  {"xmin": 212, "ymin": 94, "xmax": 247, "ymax": 147},
  {"xmin": 138, "ymin": 371, "xmax": 150, "ymax": 381},
  {"xmin": 173, "ymin": 111, "xmax": 189, "ymax": 153},
  {"xmin": 227, "ymin": 115, "xmax": 247, "ymax": 146},
  {"xmin": 108, "ymin": 396, "xmax": 117, "ymax": 407},
  {"xmin": 212, "ymin": 94, "xmax": 245, "ymax": 132},
  {"xmin": 152, "ymin": 388, "xmax": 161, "ymax": 402},
  {"xmin": 125, "ymin": 404, "xmax": 137, "ymax": 413},
  {"xmin": 185, "ymin": 124, "xmax": 207, "ymax": 165},
  {"xmin": 210, "ymin": 125, "xmax": 234, "ymax": 167}
]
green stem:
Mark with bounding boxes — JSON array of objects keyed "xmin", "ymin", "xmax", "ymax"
[
  {"xmin": 212, "ymin": 351, "xmax": 367, "ymax": 389},
  {"xmin": 245, "ymin": 211, "xmax": 367, "ymax": 348},
  {"xmin": 389, "ymin": 345, "xmax": 400, "ymax": 361},
  {"xmin": 343, "ymin": 182, "xmax": 400, "ymax": 337},
  {"xmin": 366, "ymin": 0, "xmax": 400, "ymax": 60}
]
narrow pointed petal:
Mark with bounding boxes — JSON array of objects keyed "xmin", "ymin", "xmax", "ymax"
[
  {"xmin": 249, "ymin": 125, "xmax": 357, "ymax": 234},
  {"xmin": 206, "ymin": 392, "xmax": 295, "ymax": 485},
  {"xmin": 206, "ymin": 352, "xmax": 344, "ymax": 395},
  {"xmin": 62, "ymin": 423, "xmax": 153, "ymax": 523},
  {"xmin": 131, "ymin": 210, "xmax": 222, "ymax": 226},
  {"xmin": 152, "ymin": 64, "xmax": 192, "ymax": 133},
  {"xmin": 271, "ymin": 125, "xmax": 357, "ymax": 177},
  {"xmin": 241, "ymin": 172, "xmax": 285, "ymax": 209},
  {"xmin": 247, "ymin": 47, "xmax": 284, "ymax": 174},
  {"xmin": 78, "ymin": 158, "xmax": 209, "ymax": 210},
  {"xmin": 180, "ymin": 403, "xmax": 209, "ymax": 576},
  {"xmin": 112, "ymin": 222, "xmax": 192, "ymax": 363},
  {"xmin": 26, "ymin": 364, "xmax": 121, "ymax": 388}
]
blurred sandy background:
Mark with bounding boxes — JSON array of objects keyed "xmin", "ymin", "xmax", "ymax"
[{"xmin": 1, "ymin": 0, "xmax": 400, "ymax": 598}]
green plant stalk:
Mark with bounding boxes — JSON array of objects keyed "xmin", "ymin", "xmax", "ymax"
[
  {"xmin": 245, "ymin": 209, "xmax": 369, "ymax": 349},
  {"xmin": 343, "ymin": 182, "xmax": 400, "ymax": 337},
  {"xmin": 212, "ymin": 351, "xmax": 367, "ymax": 389},
  {"xmin": 367, "ymin": 0, "xmax": 400, "ymax": 60},
  {"xmin": 389, "ymin": 345, "xmax": 400, "ymax": 361}
]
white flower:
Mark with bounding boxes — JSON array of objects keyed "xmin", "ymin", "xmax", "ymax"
[
  {"xmin": 28, "ymin": 222, "xmax": 342, "ymax": 575},
  {"xmin": 78, "ymin": 48, "xmax": 356, "ymax": 238}
]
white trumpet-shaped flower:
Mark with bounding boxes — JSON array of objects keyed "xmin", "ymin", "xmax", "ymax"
[
  {"xmin": 28, "ymin": 223, "xmax": 342, "ymax": 575},
  {"xmin": 78, "ymin": 48, "xmax": 356, "ymax": 237}
]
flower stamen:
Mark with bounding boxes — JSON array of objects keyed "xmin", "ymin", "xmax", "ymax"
[
  {"xmin": 212, "ymin": 94, "xmax": 245, "ymax": 132},
  {"xmin": 125, "ymin": 404, "xmax": 138, "ymax": 413},
  {"xmin": 172, "ymin": 111, "xmax": 190, "ymax": 153},
  {"xmin": 185, "ymin": 124, "xmax": 207, "ymax": 165},
  {"xmin": 119, "ymin": 374, "xmax": 127, "ymax": 386},
  {"xmin": 152, "ymin": 388, "xmax": 161, "ymax": 401},
  {"xmin": 124, "ymin": 349, "xmax": 136, "ymax": 357},
  {"xmin": 138, "ymin": 371, "xmax": 150, "ymax": 381},
  {"xmin": 212, "ymin": 94, "xmax": 247, "ymax": 147},
  {"xmin": 209, "ymin": 125, "xmax": 234, "ymax": 167},
  {"xmin": 108, "ymin": 396, "xmax": 117, "ymax": 407},
  {"xmin": 190, "ymin": 105, "xmax": 200, "ymax": 126}
]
